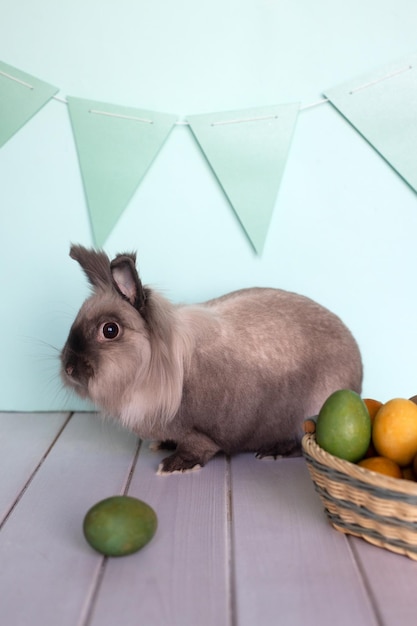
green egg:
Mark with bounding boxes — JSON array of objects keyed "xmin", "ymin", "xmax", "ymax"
[
  {"xmin": 316, "ymin": 389, "xmax": 371, "ymax": 463},
  {"xmin": 83, "ymin": 495, "xmax": 157, "ymax": 557}
]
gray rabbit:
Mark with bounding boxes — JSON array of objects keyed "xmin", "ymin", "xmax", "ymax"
[{"xmin": 61, "ymin": 245, "xmax": 363, "ymax": 473}]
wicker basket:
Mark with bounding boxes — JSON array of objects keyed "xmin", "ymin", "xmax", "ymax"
[{"xmin": 302, "ymin": 432, "xmax": 417, "ymax": 560}]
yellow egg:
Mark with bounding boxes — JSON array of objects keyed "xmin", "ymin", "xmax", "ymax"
[
  {"xmin": 358, "ymin": 456, "xmax": 402, "ymax": 478},
  {"xmin": 372, "ymin": 398, "xmax": 417, "ymax": 467}
]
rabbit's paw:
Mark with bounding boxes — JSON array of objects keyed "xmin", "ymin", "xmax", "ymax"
[
  {"xmin": 157, "ymin": 454, "xmax": 202, "ymax": 475},
  {"xmin": 255, "ymin": 440, "xmax": 301, "ymax": 460}
]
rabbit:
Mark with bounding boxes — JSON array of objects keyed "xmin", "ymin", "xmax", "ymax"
[{"xmin": 61, "ymin": 245, "xmax": 363, "ymax": 474}]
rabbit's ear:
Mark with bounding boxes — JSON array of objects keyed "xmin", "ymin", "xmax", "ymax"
[
  {"xmin": 69, "ymin": 245, "xmax": 113, "ymax": 289},
  {"xmin": 110, "ymin": 253, "xmax": 147, "ymax": 312}
]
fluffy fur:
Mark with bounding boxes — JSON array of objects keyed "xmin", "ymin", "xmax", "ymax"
[{"xmin": 61, "ymin": 245, "xmax": 363, "ymax": 473}]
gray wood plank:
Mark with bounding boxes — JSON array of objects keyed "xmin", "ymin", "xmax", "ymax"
[
  {"xmin": 0, "ymin": 412, "xmax": 70, "ymax": 523},
  {"xmin": 88, "ymin": 443, "xmax": 230, "ymax": 626},
  {"xmin": 348, "ymin": 535, "xmax": 417, "ymax": 625},
  {"xmin": 4, "ymin": 412, "xmax": 416, "ymax": 626},
  {"xmin": 230, "ymin": 454, "xmax": 379, "ymax": 626},
  {"xmin": 0, "ymin": 413, "xmax": 138, "ymax": 626}
]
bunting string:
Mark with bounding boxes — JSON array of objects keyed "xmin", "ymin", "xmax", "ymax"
[
  {"xmin": 1, "ymin": 53, "xmax": 416, "ymax": 253},
  {"xmin": 88, "ymin": 109, "xmax": 154, "ymax": 124},
  {"xmin": 51, "ymin": 93, "xmax": 330, "ymax": 118},
  {"xmin": 348, "ymin": 64, "xmax": 412, "ymax": 95},
  {"xmin": 11, "ymin": 62, "xmax": 414, "ymax": 115},
  {"xmin": 2, "ymin": 60, "xmax": 412, "ymax": 109},
  {"xmin": 210, "ymin": 114, "xmax": 280, "ymax": 126},
  {"xmin": 0, "ymin": 69, "xmax": 34, "ymax": 89}
]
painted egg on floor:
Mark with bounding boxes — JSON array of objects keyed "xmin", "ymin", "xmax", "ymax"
[{"xmin": 83, "ymin": 495, "xmax": 158, "ymax": 556}]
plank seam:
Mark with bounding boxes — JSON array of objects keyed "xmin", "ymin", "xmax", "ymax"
[
  {"xmin": 227, "ymin": 456, "xmax": 238, "ymax": 626},
  {"xmin": 347, "ymin": 536, "xmax": 385, "ymax": 626},
  {"xmin": 123, "ymin": 438, "xmax": 143, "ymax": 495},
  {"xmin": 0, "ymin": 412, "xmax": 73, "ymax": 531},
  {"xmin": 79, "ymin": 436, "xmax": 143, "ymax": 626}
]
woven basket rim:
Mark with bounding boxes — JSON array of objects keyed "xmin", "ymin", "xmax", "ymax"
[{"xmin": 302, "ymin": 432, "xmax": 417, "ymax": 497}]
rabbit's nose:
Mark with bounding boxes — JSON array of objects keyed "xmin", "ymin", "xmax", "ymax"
[{"xmin": 65, "ymin": 364, "xmax": 74, "ymax": 377}]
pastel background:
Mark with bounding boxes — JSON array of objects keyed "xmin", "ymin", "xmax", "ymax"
[{"xmin": 1, "ymin": 0, "xmax": 417, "ymax": 411}]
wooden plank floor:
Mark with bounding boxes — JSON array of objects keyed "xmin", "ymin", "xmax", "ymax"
[{"xmin": 1, "ymin": 412, "xmax": 417, "ymax": 626}]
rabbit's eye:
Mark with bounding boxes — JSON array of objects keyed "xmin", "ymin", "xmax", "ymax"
[{"xmin": 102, "ymin": 322, "xmax": 120, "ymax": 340}]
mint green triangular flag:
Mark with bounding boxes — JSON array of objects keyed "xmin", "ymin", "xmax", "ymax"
[
  {"xmin": 188, "ymin": 104, "xmax": 299, "ymax": 254},
  {"xmin": 0, "ymin": 60, "xmax": 58, "ymax": 147},
  {"xmin": 324, "ymin": 53, "xmax": 417, "ymax": 192},
  {"xmin": 67, "ymin": 97, "xmax": 177, "ymax": 246}
]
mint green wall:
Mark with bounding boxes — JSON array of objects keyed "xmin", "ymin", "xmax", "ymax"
[{"xmin": 1, "ymin": 0, "xmax": 417, "ymax": 410}]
